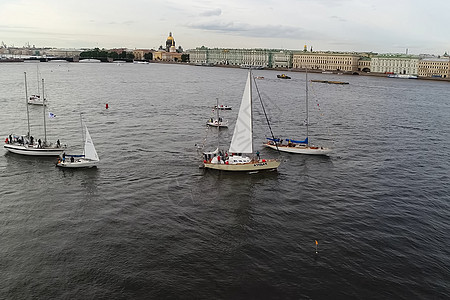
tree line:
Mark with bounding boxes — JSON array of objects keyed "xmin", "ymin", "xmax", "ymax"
[
  {"xmin": 80, "ymin": 48, "xmax": 189, "ymax": 62},
  {"xmin": 80, "ymin": 48, "xmax": 149, "ymax": 61}
]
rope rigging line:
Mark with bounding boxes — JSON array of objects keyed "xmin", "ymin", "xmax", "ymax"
[
  {"xmin": 253, "ymin": 75, "xmax": 280, "ymax": 152},
  {"xmin": 308, "ymin": 81, "xmax": 335, "ymax": 146}
]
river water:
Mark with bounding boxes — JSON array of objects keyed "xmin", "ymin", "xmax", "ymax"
[{"xmin": 0, "ymin": 62, "xmax": 449, "ymax": 299}]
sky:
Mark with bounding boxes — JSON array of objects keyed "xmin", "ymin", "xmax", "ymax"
[{"xmin": 0, "ymin": 0, "xmax": 449, "ymax": 55}]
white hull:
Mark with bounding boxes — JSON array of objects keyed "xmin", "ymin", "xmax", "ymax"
[
  {"xmin": 204, "ymin": 159, "xmax": 280, "ymax": 171},
  {"xmin": 4, "ymin": 144, "xmax": 64, "ymax": 156},
  {"xmin": 79, "ymin": 59, "xmax": 101, "ymax": 63},
  {"xmin": 214, "ymin": 105, "xmax": 232, "ymax": 110},
  {"xmin": 56, "ymin": 158, "xmax": 98, "ymax": 168},
  {"xmin": 28, "ymin": 95, "xmax": 45, "ymax": 106},
  {"xmin": 265, "ymin": 143, "xmax": 331, "ymax": 155},
  {"xmin": 27, "ymin": 100, "xmax": 45, "ymax": 106},
  {"xmin": 207, "ymin": 121, "xmax": 228, "ymax": 127}
]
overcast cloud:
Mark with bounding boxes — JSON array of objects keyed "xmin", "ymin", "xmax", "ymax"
[{"xmin": 0, "ymin": 0, "xmax": 448, "ymax": 54}]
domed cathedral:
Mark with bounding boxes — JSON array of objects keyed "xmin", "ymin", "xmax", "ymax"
[{"xmin": 166, "ymin": 32, "xmax": 175, "ymax": 52}]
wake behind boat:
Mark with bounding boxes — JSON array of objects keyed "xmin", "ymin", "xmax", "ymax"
[{"xmin": 203, "ymin": 70, "xmax": 280, "ymax": 172}]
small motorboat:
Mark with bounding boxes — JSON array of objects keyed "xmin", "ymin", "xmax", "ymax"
[
  {"xmin": 214, "ymin": 105, "xmax": 232, "ymax": 110},
  {"xmin": 277, "ymin": 74, "xmax": 291, "ymax": 79}
]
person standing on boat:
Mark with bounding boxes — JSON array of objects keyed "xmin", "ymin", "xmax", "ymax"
[
  {"xmin": 57, "ymin": 139, "xmax": 60, "ymax": 148},
  {"xmin": 256, "ymin": 151, "xmax": 260, "ymax": 161},
  {"xmin": 38, "ymin": 139, "xmax": 42, "ymax": 148}
]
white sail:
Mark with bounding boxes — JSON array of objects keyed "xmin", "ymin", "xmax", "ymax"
[
  {"xmin": 84, "ymin": 126, "xmax": 99, "ymax": 161},
  {"xmin": 229, "ymin": 71, "xmax": 253, "ymax": 154}
]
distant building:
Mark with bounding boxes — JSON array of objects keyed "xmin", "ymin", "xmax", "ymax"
[
  {"xmin": 187, "ymin": 47, "xmax": 288, "ymax": 68},
  {"xmin": 166, "ymin": 32, "xmax": 175, "ymax": 52},
  {"xmin": 418, "ymin": 57, "xmax": 449, "ymax": 78},
  {"xmin": 273, "ymin": 51, "xmax": 293, "ymax": 68},
  {"xmin": 358, "ymin": 57, "xmax": 371, "ymax": 72},
  {"xmin": 44, "ymin": 48, "xmax": 82, "ymax": 58},
  {"xmin": 162, "ymin": 52, "xmax": 182, "ymax": 62},
  {"xmin": 151, "ymin": 32, "xmax": 184, "ymax": 62},
  {"xmin": 292, "ymin": 51, "xmax": 363, "ymax": 72},
  {"xmin": 109, "ymin": 48, "xmax": 128, "ymax": 55},
  {"xmin": 133, "ymin": 49, "xmax": 153, "ymax": 60},
  {"xmin": 370, "ymin": 54, "xmax": 419, "ymax": 75}
]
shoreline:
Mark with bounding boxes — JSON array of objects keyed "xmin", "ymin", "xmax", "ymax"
[{"xmin": 1, "ymin": 58, "xmax": 448, "ymax": 82}]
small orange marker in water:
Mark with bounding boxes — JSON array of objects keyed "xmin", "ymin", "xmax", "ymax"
[
  {"xmin": 106, "ymin": 103, "xmax": 109, "ymax": 109},
  {"xmin": 315, "ymin": 240, "xmax": 318, "ymax": 254}
]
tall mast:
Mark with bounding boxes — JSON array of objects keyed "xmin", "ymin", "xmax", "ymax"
[
  {"xmin": 216, "ymin": 98, "xmax": 219, "ymax": 122},
  {"xmin": 80, "ymin": 113, "xmax": 84, "ymax": 144},
  {"xmin": 250, "ymin": 68, "xmax": 254, "ymax": 156},
  {"xmin": 42, "ymin": 79, "xmax": 47, "ymax": 144},
  {"xmin": 80, "ymin": 113, "xmax": 85, "ymax": 155},
  {"xmin": 24, "ymin": 72, "xmax": 31, "ymax": 137},
  {"xmin": 216, "ymin": 98, "xmax": 220, "ymax": 150},
  {"xmin": 305, "ymin": 68, "xmax": 309, "ymax": 146},
  {"xmin": 36, "ymin": 64, "xmax": 40, "ymax": 96}
]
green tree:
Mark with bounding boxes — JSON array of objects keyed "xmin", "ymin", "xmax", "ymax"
[
  {"xmin": 144, "ymin": 52, "xmax": 153, "ymax": 60},
  {"xmin": 181, "ymin": 54, "xmax": 189, "ymax": 62}
]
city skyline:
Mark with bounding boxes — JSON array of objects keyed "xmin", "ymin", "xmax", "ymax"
[{"xmin": 1, "ymin": 0, "xmax": 449, "ymax": 55}]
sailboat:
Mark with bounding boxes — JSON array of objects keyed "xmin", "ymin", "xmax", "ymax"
[
  {"xmin": 203, "ymin": 70, "xmax": 280, "ymax": 171},
  {"xmin": 28, "ymin": 66, "xmax": 46, "ymax": 106},
  {"xmin": 4, "ymin": 73, "xmax": 65, "ymax": 156},
  {"xmin": 206, "ymin": 98, "xmax": 229, "ymax": 127},
  {"xmin": 265, "ymin": 69, "xmax": 331, "ymax": 155},
  {"xmin": 28, "ymin": 94, "xmax": 45, "ymax": 106},
  {"xmin": 56, "ymin": 116, "xmax": 99, "ymax": 168}
]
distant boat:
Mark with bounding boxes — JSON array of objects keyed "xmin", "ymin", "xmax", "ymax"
[
  {"xmin": 79, "ymin": 59, "xmax": 101, "ymax": 63},
  {"xmin": 203, "ymin": 70, "xmax": 280, "ymax": 171},
  {"xmin": 311, "ymin": 80, "xmax": 349, "ymax": 85},
  {"xmin": 4, "ymin": 73, "xmax": 65, "ymax": 156},
  {"xmin": 265, "ymin": 69, "xmax": 331, "ymax": 155},
  {"xmin": 207, "ymin": 98, "xmax": 229, "ymax": 128},
  {"xmin": 28, "ymin": 94, "xmax": 46, "ymax": 106},
  {"xmin": 240, "ymin": 64, "xmax": 264, "ymax": 69},
  {"xmin": 388, "ymin": 74, "xmax": 418, "ymax": 79},
  {"xmin": 56, "ymin": 115, "xmax": 99, "ymax": 168},
  {"xmin": 277, "ymin": 74, "xmax": 291, "ymax": 79},
  {"xmin": 133, "ymin": 60, "xmax": 149, "ymax": 64},
  {"xmin": 214, "ymin": 104, "xmax": 232, "ymax": 110},
  {"xmin": 28, "ymin": 66, "xmax": 46, "ymax": 106},
  {"xmin": 48, "ymin": 59, "xmax": 68, "ymax": 63}
]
